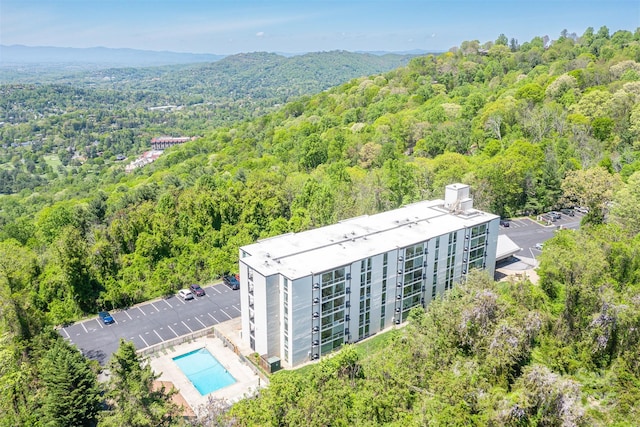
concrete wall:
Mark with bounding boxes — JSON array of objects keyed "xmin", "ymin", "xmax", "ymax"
[
  {"xmin": 265, "ymin": 275, "xmax": 280, "ymax": 358},
  {"xmin": 290, "ymin": 275, "xmax": 313, "ymax": 367}
]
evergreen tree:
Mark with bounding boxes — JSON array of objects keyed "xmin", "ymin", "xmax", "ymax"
[
  {"xmin": 39, "ymin": 338, "xmax": 101, "ymax": 427},
  {"xmin": 100, "ymin": 339, "xmax": 179, "ymax": 427}
]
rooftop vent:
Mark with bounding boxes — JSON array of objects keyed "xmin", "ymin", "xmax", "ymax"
[{"xmin": 444, "ymin": 183, "xmax": 473, "ymax": 214}]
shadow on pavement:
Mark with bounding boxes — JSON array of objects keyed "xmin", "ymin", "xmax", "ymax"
[{"xmin": 83, "ymin": 348, "xmax": 108, "ymax": 365}]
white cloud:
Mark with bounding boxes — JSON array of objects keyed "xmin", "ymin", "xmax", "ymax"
[{"xmin": 256, "ymin": 31, "xmax": 265, "ymax": 37}]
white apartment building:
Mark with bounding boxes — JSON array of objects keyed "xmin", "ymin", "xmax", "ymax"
[{"xmin": 239, "ymin": 184, "xmax": 499, "ymax": 368}]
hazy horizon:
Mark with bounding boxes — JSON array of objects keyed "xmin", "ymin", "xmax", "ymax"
[{"xmin": 2, "ymin": 0, "xmax": 638, "ymax": 56}]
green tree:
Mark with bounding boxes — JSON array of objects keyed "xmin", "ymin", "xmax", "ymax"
[
  {"xmin": 100, "ymin": 340, "xmax": 179, "ymax": 427},
  {"xmin": 39, "ymin": 338, "xmax": 101, "ymax": 427},
  {"xmin": 381, "ymin": 158, "xmax": 417, "ymax": 208},
  {"xmin": 51, "ymin": 226, "xmax": 99, "ymax": 313},
  {"xmin": 495, "ymin": 33, "xmax": 509, "ymax": 46},
  {"xmin": 0, "ymin": 334, "xmax": 35, "ymax": 427},
  {"xmin": 610, "ymin": 171, "xmax": 640, "ymax": 235},
  {"xmin": 592, "ymin": 116, "xmax": 615, "ymax": 141},
  {"xmin": 515, "ymin": 83, "xmax": 545, "ymax": 104},
  {"xmin": 300, "ymin": 134, "xmax": 328, "ymax": 170},
  {"xmin": 561, "ymin": 166, "xmax": 622, "ymax": 224},
  {"xmin": 0, "ymin": 239, "xmax": 41, "ymax": 339}
]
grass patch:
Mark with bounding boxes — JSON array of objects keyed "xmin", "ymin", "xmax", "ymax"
[
  {"xmin": 293, "ymin": 328, "xmax": 398, "ymax": 376},
  {"xmin": 43, "ymin": 154, "xmax": 64, "ymax": 171},
  {"xmin": 354, "ymin": 329, "xmax": 397, "ymax": 360}
]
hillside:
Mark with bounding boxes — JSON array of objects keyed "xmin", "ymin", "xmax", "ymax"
[
  {"xmin": 1, "ymin": 26, "xmax": 640, "ymax": 426},
  {"xmin": 0, "ymin": 50, "xmax": 415, "ymax": 194}
]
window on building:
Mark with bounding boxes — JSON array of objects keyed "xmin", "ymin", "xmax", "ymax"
[
  {"xmin": 399, "ymin": 243, "xmax": 426, "ymax": 322},
  {"xmin": 318, "ymin": 267, "xmax": 348, "ymax": 356},
  {"xmin": 358, "ymin": 257, "xmax": 373, "ymax": 340}
]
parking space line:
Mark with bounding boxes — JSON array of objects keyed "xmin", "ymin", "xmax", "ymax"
[
  {"xmin": 150, "ymin": 302, "xmax": 160, "ymax": 312},
  {"xmin": 208, "ymin": 313, "xmax": 219, "ymax": 323},
  {"xmin": 163, "ymin": 299, "xmax": 172, "ymax": 308},
  {"xmin": 81, "ymin": 323, "xmax": 88, "ymax": 333},
  {"xmin": 195, "ymin": 317, "xmax": 206, "ymax": 328},
  {"xmin": 213, "ymin": 287, "xmax": 222, "ymax": 294},
  {"xmin": 61, "ymin": 328, "xmax": 70, "ymax": 338},
  {"xmin": 154, "ymin": 330, "xmax": 163, "ymax": 342},
  {"xmin": 124, "ymin": 311, "xmax": 132, "ymax": 320},
  {"xmin": 233, "ymin": 305, "xmax": 241, "ymax": 313},
  {"xmin": 96, "ymin": 319, "xmax": 104, "ymax": 329},
  {"xmin": 138, "ymin": 307, "xmax": 145, "ymax": 316},
  {"xmin": 182, "ymin": 321, "xmax": 193, "ymax": 332},
  {"xmin": 139, "ymin": 334, "xmax": 149, "ymax": 347},
  {"xmin": 167, "ymin": 325, "xmax": 178, "ymax": 337},
  {"xmin": 221, "ymin": 309, "xmax": 232, "ymax": 319}
]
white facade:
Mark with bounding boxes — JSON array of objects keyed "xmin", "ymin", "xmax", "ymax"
[{"xmin": 239, "ymin": 184, "xmax": 499, "ymax": 368}]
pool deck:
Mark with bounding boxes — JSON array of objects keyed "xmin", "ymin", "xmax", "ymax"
[{"xmin": 147, "ymin": 318, "xmax": 262, "ymax": 417}]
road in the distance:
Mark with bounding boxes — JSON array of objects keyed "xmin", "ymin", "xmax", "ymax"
[{"xmin": 59, "ymin": 283, "xmax": 241, "ymax": 365}]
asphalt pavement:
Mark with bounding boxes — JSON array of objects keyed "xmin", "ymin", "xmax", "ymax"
[
  {"xmin": 499, "ymin": 211, "xmax": 584, "ymax": 260},
  {"xmin": 60, "ymin": 212, "xmax": 582, "ymax": 365},
  {"xmin": 59, "ymin": 283, "xmax": 240, "ymax": 365}
]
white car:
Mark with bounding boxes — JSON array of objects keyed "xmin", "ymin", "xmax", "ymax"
[
  {"xmin": 178, "ymin": 289, "xmax": 194, "ymax": 300},
  {"xmin": 534, "ymin": 243, "xmax": 544, "ymax": 250}
]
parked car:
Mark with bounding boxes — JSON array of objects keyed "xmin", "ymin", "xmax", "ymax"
[
  {"xmin": 549, "ymin": 211, "xmax": 562, "ymax": 220},
  {"xmin": 223, "ymin": 275, "xmax": 240, "ymax": 290},
  {"xmin": 541, "ymin": 214, "xmax": 556, "ymax": 222},
  {"xmin": 178, "ymin": 289, "xmax": 194, "ymax": 300},
  {"xmin": 499, "ymin": 219, "xmax": 510, "ymax": 227},
  {"xmin": 98, "ymin": 311, "xmax": 115, "ymax": 325},
  {"xmin": 534, "ymin": 243, "xmax": 544, "ymax": 250},
  {"xmin": 575, "ymin": 206, "xmax": 589, "ymax": 214},
  {"xmin": 560, "ymin": 208, "xmax": 574, "ymax": 216},
  {"xmin": 189, "ymin": 284, "xmax": 205, "ymax": 297}
]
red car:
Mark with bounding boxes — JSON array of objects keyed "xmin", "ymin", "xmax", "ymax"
[{"xmin": 189, "ymin": 284, "xmax": 206, "ymax": 297}]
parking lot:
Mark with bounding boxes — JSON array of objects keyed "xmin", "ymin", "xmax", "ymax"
[
  {"xmin": 499, "ymin": 210, "xmax": 584, "ymax": 260},
  {"xmin": 59, "ymin": 212, "xmax": 582, "ymax": 365},
  {"xmin": 59, "ymin": 283, "xmax": 241, "ymax": 365}
]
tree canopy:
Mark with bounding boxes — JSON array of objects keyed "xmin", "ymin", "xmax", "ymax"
[{"xmin": 2, "ymin": 26, "xmax": 640, "ymax": 426}]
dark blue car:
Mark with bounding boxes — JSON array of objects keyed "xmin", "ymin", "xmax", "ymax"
[
  {"xmin": 223, "ymin": 275, "xmax": 240, "ymax": 290},
  {"xmin": 98, "ymin": 311, "xmax": 115, "ymax": 325}
]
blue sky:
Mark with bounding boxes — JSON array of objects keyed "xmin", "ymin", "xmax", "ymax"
[{"xmin": 1, "ymin": 0, "xmax": 638, "ymax": 54}]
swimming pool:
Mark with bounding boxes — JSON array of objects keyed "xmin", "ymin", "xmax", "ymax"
[{"xmin": 172, "ymin": 348, "xmax": 236, "ymax": 395}]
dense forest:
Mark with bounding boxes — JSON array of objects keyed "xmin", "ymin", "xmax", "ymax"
[
  {"xmin": 1, "ymin": 26, "xmax": 640, "ymax": 426},
  {"xmin": 0, "ymin": 51, "xmax": 413, "ymax": 194}
]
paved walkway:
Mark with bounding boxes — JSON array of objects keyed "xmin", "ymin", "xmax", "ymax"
[
  {"xmin": 494, "ymin": 255, "xmax": 539, "ymax": 284},
  {"xmin": 147, "ymin": 318, "xmax": 262, "ymax": 418}
]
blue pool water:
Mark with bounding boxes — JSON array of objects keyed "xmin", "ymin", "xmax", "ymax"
[{"xmin": 172, "ymin": 348, "xmax": 236, "ymax": 395}]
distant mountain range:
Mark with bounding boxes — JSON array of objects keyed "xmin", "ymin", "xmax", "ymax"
[
  {"xmin": 0, "ymin": 45, "xmax": 225, "ymax": 67},
  {"xmin": 0, "ymin": 45, "xmax": 439, "ymax": 68}
]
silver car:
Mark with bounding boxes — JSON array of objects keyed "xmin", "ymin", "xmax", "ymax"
[{"xmin": 178, "ymin": 289, "xmax": 194, "ymax": 300}]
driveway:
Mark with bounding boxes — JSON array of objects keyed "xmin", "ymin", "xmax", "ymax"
[
  {"xmin": 499, "ymin": 212, "xmax": 583, "ymax": 259},
  {"xmin": 495, "ymin": 211, "xmax": 584, "ymax": 282},
  {"xmin": 59, "ymin": 283, "xmax": 241, "ymax": 365}
]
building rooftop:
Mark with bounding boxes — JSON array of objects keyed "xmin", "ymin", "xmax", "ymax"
[
  {"xmin": 241, "ymin": 197, "xmax": 499, "ymax": 280},
  {"xmin": 151, "ymin": 136, "xmax": 193, "ymax": 143}
]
